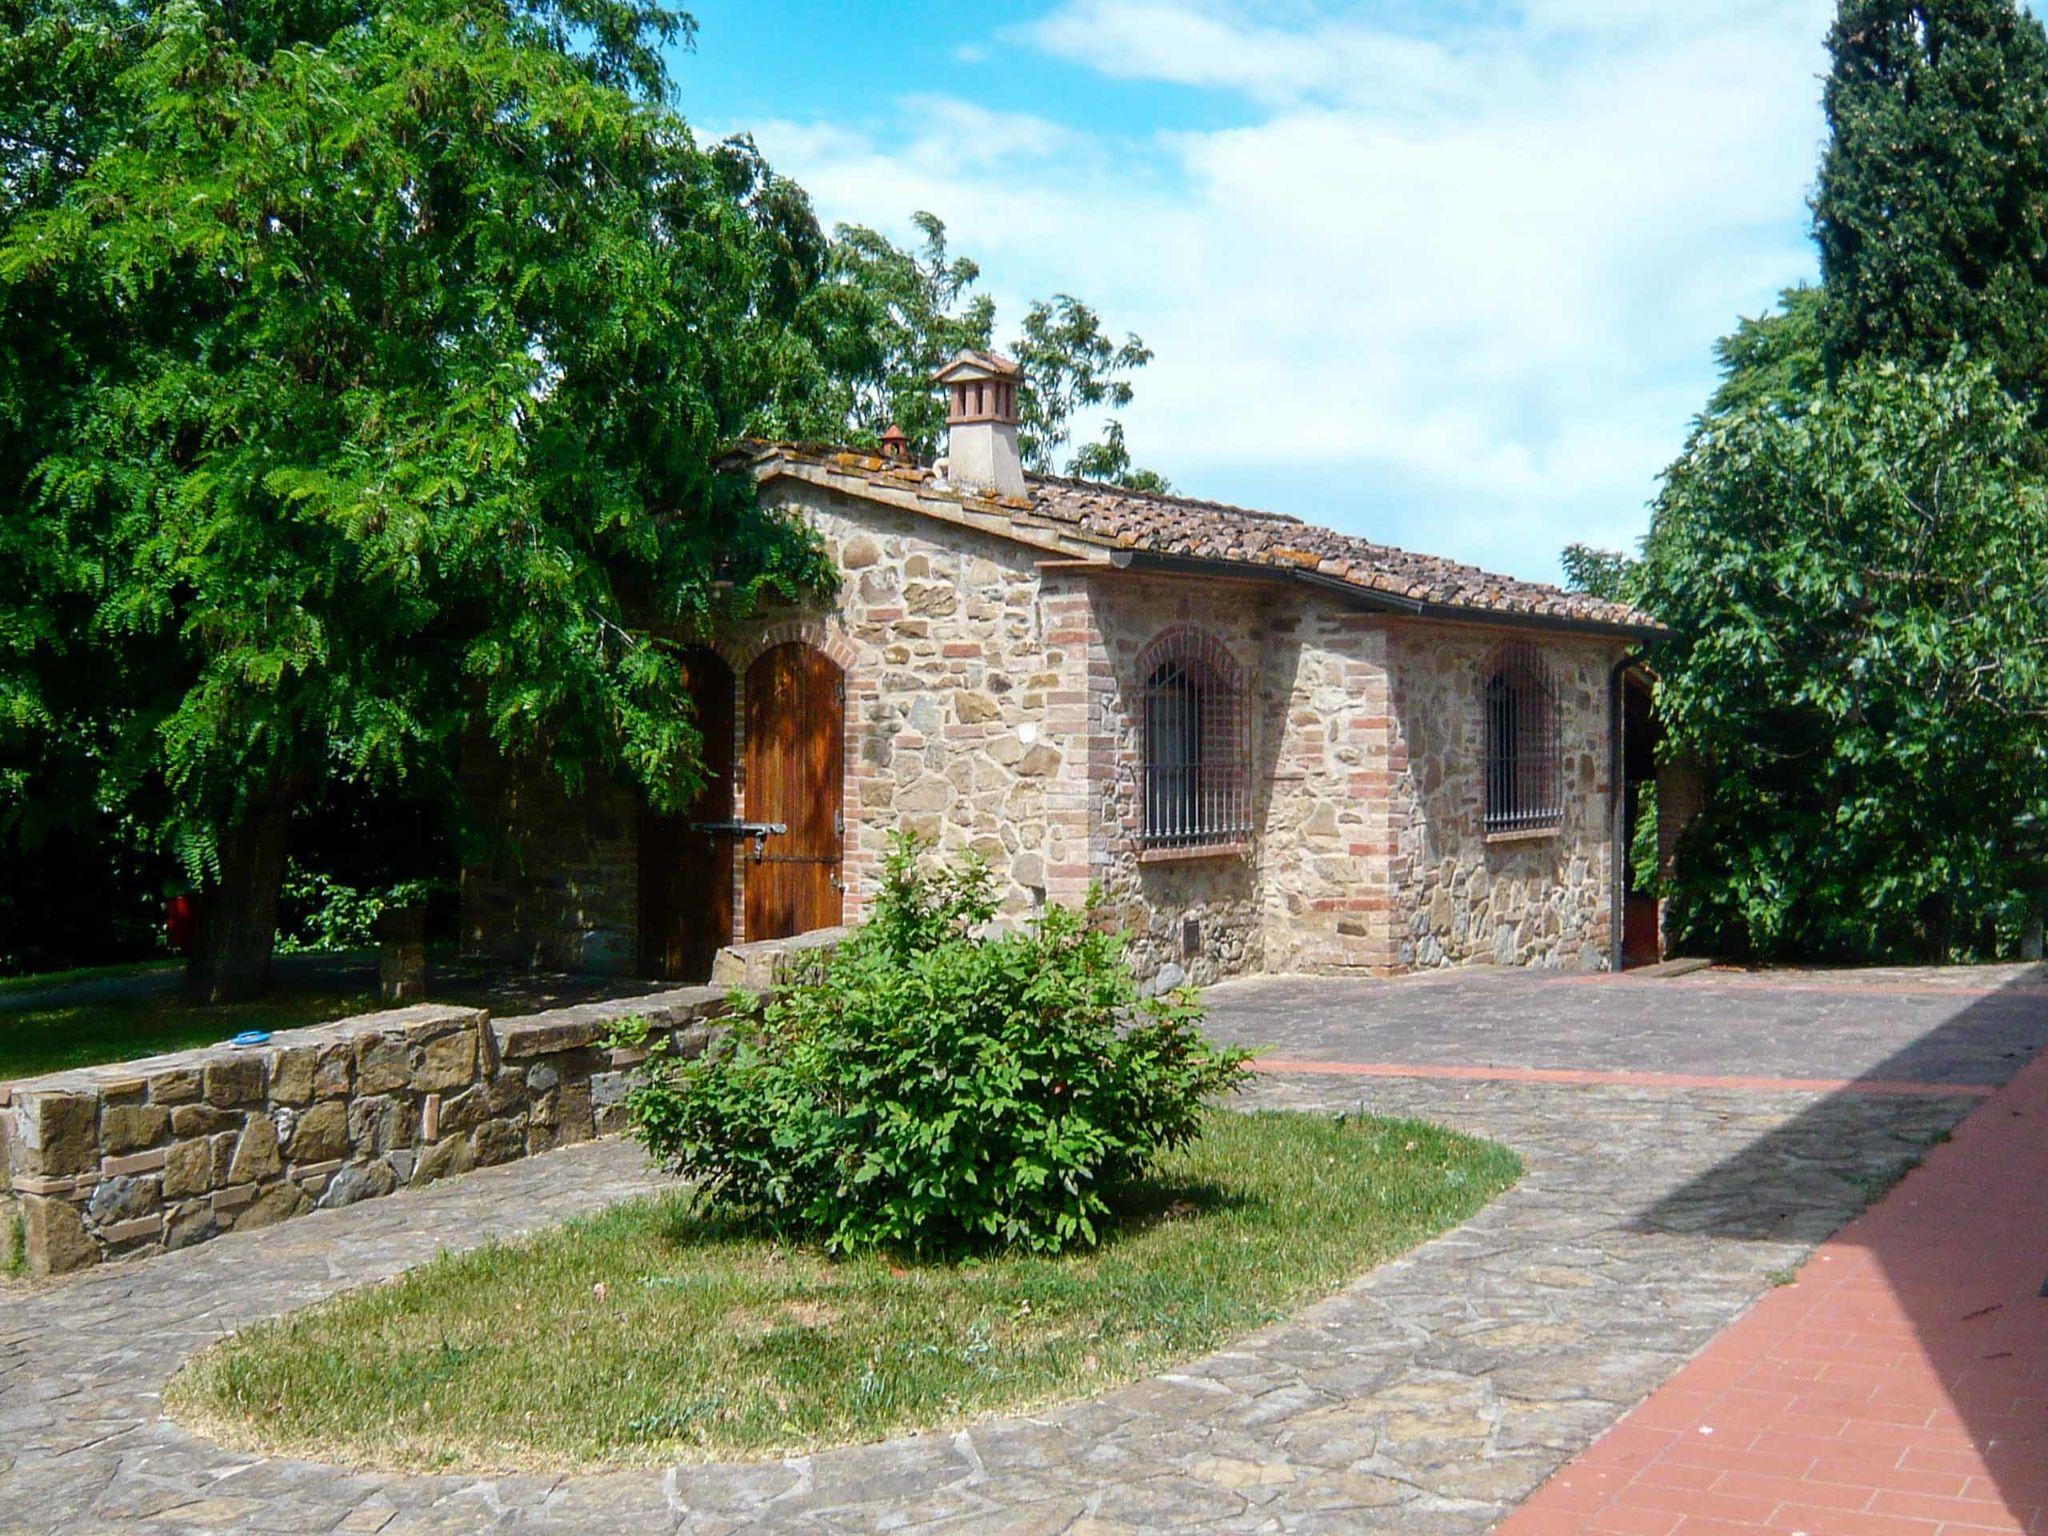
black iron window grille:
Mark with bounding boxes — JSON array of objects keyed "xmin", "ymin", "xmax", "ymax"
[
  {"xmin": 1484, "ymin": 643, "xmax": 1564, "ymax": 834},
  {"xmin": 1138, "ymin": 629, "xmax": 1251, "ymax": 849}
]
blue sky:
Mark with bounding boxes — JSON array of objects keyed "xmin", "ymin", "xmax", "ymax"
[{"xmin": 670, "ymin": 1, "xmax": 1835, "ymax": 583}]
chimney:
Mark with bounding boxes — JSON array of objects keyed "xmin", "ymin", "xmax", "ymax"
[
  {"xmin": 934, "ymin": 350, "xmax": 1026, "ymax": 499},
  {"xmin": 878, "ymin": 423, "xmax": 912, "ymax": 465}
]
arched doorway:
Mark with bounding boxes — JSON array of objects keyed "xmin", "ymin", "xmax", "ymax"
[
  {"xmin": 743, "ymin": 642, "xmax": 845, "ymax": 940},
  {"xmin": 637, "ymin": 648, "xmax": 735, "ymax": 981}
]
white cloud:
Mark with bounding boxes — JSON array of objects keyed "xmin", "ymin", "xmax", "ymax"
[
  {"xmin": 735, "ymin": 0, "xmax": 1833, "ymax": 580},
  {"xmin": 1025, "ymin": 2, "xmax": 1477, "ymax": 112}
]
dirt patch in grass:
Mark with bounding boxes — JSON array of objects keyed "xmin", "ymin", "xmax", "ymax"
[{"xmin": 167, "ymin": 1110, "xmax": 1519, "ymax": 1471}]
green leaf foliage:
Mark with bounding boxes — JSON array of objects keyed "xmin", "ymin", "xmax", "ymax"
[
  {"xmin": 616, "ymin": 835, "xmax": 1253, "ymax": 1257},
  {"xmin": 767, "ymin": 211, "xmax": 1168, "ymax": 487},
  {"xmin": 1558, "ymin": 543, "xmax": 1643, "ymax": 607},
  {"xmin": 1814, "ymin": 0, "xmax": 2048, "ymax": 402},
  {"xmin": 1643, "ymin": 353, "xmax": 2048, "ymax": 959},
  {"xmin": 1609, "ymin": 0, "xmax": 2048, "ymax": 963},
  {"xmin": 1012, "ymin": 294, "xmax": 1155, "ymax": 479},
  {"xmin": 0, "ymin": 0, "xmax": 835, "ymax": 886}
]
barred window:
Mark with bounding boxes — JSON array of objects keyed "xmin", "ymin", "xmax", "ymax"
[
  {"xmin": 1483, "ymin": 643, "xmax": 1563, "ymax": 835},
  {"xmin": 1138, "ymin": 629, "xmax": 1251, "ymax": 849}
]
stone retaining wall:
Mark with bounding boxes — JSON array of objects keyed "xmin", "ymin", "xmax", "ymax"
[{"xmin": 0, "ymin": 986, "xmax": 728, "ymax": 1278}]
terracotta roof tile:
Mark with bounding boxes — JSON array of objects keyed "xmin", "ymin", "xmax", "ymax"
[{"xmin": 747, "ymin": 444, "xmax": 1663, "ymax": 636}]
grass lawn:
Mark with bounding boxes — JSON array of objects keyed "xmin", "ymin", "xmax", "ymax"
[
  {"xmin": 0, "ymin": 958, "xmax": 180, "ymax": 997},
  {"xmin": 168, "ymin": 1109, "xmax": 1519, "ymax": 1471},
  {"xmin": 0, "ymin": 990, "xmax": 377, "ymax": 1081}
]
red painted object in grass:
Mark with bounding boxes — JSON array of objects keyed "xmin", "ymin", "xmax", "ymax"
[{"xmin": 165, "ymin": 894, "xmax": 199, "ymax": 953}]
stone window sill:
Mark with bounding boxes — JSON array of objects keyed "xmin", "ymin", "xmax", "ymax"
[
  {"xmin": 1483, "ymin": 824, "xmax": 1560, "ymax": 846},
  {"xmin": 1137, "ymin": 841, "xmax": 1251, "ymax": 865}
]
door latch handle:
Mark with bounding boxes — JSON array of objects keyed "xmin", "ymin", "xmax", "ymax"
[{"xmin": 687, "ymin": 819, "xmax": 788, "ymax": 857}]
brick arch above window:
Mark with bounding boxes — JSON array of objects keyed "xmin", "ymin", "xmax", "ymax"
[
  {"xmin": 1134, "ymin": 627, "xmax": 1251, "ymax": 851},
  {"xmin": 1482, "ymin": 641, "xmax": 1563, "ymax": 836}
]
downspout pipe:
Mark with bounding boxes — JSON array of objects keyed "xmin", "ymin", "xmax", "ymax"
[{"xmin": 1608, "ymin": 652, "xmax": 1644, "ymax": 974}]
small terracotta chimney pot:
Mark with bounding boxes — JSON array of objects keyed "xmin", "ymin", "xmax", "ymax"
[{"xmin": 879, "ymin": 423, "xmax": 911, "ymax": 465}]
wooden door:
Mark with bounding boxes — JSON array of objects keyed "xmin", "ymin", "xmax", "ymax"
[
  {"xmin": 743, "ymin": 643, "xmax": 844, "ymax": 940},
  {"xmin": 638, "ymin": 649, "xmax": 735, "ymax": 981}
]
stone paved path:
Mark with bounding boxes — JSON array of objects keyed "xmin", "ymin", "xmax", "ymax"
[
  {"xmin": 1200, "ymin": 964, "xmax": 2048, "ymax": 1089},
  {"xmin": 1, "ymin": 967, "xmax": 2040, "ymax": 1535}
]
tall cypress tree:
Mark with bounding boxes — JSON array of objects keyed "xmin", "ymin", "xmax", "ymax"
[{"xmin": 1813, "ymin": 0, "xmax": 2048, "ymax": 402}]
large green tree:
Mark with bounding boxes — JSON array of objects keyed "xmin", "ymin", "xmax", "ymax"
[
  {"xmin": 1814, "ymin": 0, "xmax": 2048, "ymax": 398},
  {"xmin": 0, "ymin": 0, "xmax": 834, "ymax": 998},
  {"xmin": 1561, "ymin": 287, "xmax": 1824, "ymax": 606},
  {"xmin": 784, "ymin": 212, "xmax": 1166, "ymax": 487},
  {"xmin": 1645, "ymin": 358, "xmax": 2048, "ymax": 960}
]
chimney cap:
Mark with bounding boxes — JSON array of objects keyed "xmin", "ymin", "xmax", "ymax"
[
  {"xmin": 878, "ymin": 423, "xmax": 911, "ymax": 463},
  {"xmin": 937, "ymin": 348, "xmax": 1023, "ymax": 429}
]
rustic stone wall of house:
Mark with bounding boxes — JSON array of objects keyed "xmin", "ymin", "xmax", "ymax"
[
  {"xmin": 454, "ymin": 468, "xmax": 1638, "ymax": 987},
  {"xmin": 459, "ymin": 480, "xmax": 1104, "ymax": 972},
  {"xmin": 786, "ymin": 484, "xmax": 1097, "ymax": 922},
  {"xmin": 459, "ymin": 732, "xmax": 642, "ymax": 974},
  {"xmin": 1084, "ymin": 576, "xmax": 1271, "ymax": 990},
  {"xmin": 0, "ymin": 990, "xmax": 724, "ymax": 1277},
  {"xmin": 1252, "ymin": 599, "xmax": 1402, "ymax": 976},
  {"xmin": 1388, "ymin": 627, "xmax": 1624, "ymax": 971}
]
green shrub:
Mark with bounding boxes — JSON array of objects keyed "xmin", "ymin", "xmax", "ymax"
[
  {"xmin": 275, "ymin": 870, "xmax": 441, "ymax": 955},
  {"xmin": 615, "ymin": 836, "xmax": 1252, "ymax": 1256},
  {"xmin": 275, "ymin": 869, "xmax": 383, "ymax": 955}
]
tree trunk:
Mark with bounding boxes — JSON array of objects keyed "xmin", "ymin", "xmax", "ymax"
[
  {"xmin": 1917, "ymin": 892, "xmax": 1953, "ymax": 965},
  {"xmin": 182, "ymin": 797, "xmax": 291, "ymax": 1004}
]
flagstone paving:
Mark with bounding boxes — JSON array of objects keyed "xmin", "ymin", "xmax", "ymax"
[{"xmin": 1, "ymin": 966, "xmax": 2041, "ymax": 1535}]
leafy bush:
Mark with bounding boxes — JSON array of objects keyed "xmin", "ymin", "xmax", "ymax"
[
  {"xmin": 616, "ymin": 836, "xmax": 1252, "ymax": 1256},
  {"xmin": 275, "ymin": 868, "xmax": 442, "ymax": 955},
  {"xmin": 1647, "ymin": 357, "xmax": 2048, "ymax": 960},
  {"xmin": 274, "ymin": 870, "xmax": 383, "ymax": 955}
]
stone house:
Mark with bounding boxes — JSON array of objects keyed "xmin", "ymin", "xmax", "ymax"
[{"xmin": 462, "ymin": 352, "xmax": 1666, "ymax": 988}]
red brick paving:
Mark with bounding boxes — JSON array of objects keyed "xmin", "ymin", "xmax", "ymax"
[
  {"xmin": 1497, "ymin": 1051, "xmax": 2048, "ymax": 1536},
  {"xmin": 1250, "ymin": 1059, "xmax": 1996, "ymax": 1099}
]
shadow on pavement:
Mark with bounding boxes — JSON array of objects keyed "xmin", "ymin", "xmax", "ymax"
[{"xmin": 1630, "ymin": 967, "xmax": 2048, "ymax": 1525}]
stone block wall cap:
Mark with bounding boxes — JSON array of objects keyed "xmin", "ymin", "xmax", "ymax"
[
  {"xmin": 718, "ymin": 926, "xmax": 850, "ymax": 960},
  {"xmin": 260, "ymin": 1002, "xmax": 487, "ymax": 1051},
  {"xmin": 1, "ymin": 1005, "xmax": 492, "ymax": 1105},
  {"xmin": 492, "ymin": 984, "xmax": 729, "ymax": 1055},
  {"xmin": 491, "ymin": 1017, "xmax": 606, "ymax": 1060},
  {"xmin": 628, "ymin": 984, "xmax": 729, "ymax": 1014},
  {"xmin": 113, "ymin": 1051, "xmax": 210, "ymax": 1078},
  {"xmin": 6, "ymin": 1073, "xmax": 105, "ymax": 1100}
]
